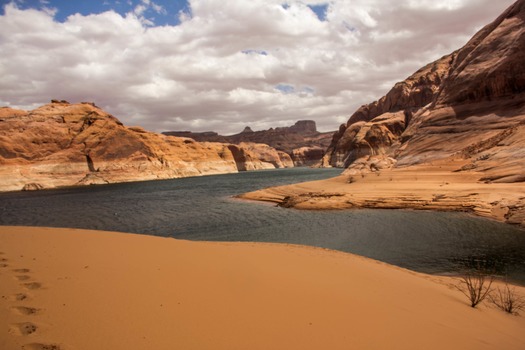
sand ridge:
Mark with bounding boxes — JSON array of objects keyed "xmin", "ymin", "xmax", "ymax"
[{"xmin": 1, "ymin": 226, "xmax": 525, "ymax": 350}]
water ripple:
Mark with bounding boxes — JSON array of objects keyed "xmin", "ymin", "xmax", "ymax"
[{"xmin": 0, "ymin": 168, "xmax": 524, "ymax": 284}]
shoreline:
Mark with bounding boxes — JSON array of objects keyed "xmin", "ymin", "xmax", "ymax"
[
  {"xmin": 1, "ymin": 226, "xmax": 525, "ymax": 350},
  {"xmin": 0, "ymin": 166, "xmax": 338, "ymax": 194},
  {"xmin": 237, "ymin": 164, "xmax": 525, "ymax": 228}
]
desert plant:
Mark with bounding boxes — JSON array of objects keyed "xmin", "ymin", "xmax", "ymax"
[
  {"xmin": 456, "ymin": 270, "xmax": 494, "ymax": 308},
  {"xmin": 489, "ymin": 282, "xmax": 525, "ymax": 315}
]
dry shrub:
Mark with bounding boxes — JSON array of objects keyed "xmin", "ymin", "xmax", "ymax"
[
  {"xmin": 456, "ymin": 271, "xmax": 494, "ymax": 308},
  {"xmin": 489, "ymin": 282, "xmax": 525, "ymax": 315}
]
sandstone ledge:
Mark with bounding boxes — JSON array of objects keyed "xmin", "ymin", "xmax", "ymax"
[{"xmin": 238, "ymin": 162, "xmax": 525, "ymax": 228}]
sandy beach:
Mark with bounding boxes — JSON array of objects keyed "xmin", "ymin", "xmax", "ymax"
[
  {"xmin": 1, "ymin": 226, "xmax": 524, "ymax": 350},
  {"xmin": 238, "ymin": 163, "xmax": 525, "ymax": 227}
]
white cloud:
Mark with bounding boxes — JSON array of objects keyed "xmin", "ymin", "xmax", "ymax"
[
  {"xmin": 0, "ymin": 0, "xmax": 516, "ymax": 134},
  {"xmin": 131, "ymin": 0, "xmax": 166, "ymax": 26},
  {"xmin": 151, "ymin": 1, "xmax": 166, "ymax": 15},
  {"xmin": 133, "ymin": 4, "xmax": 146, "ymax": 16}
]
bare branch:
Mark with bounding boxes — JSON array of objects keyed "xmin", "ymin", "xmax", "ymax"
[
  {"xmin": 489, "ymin": 282, "xmax": 525, "ymax": 315},
  {"xmin": 455, "ymin": 270, "xmax": 494, "ymax": 308}
]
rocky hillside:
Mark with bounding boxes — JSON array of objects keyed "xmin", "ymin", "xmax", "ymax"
[
  {"xmin": 164, "ymin": 120, "xmax": 333, "ymax": 167},
  {"xmin": 0, "ymin": 101, "xmax": 292, "ymax": 192},
  {"xmin": 323, "ymin": 0, "xmax": 525, "ymax": 183}
]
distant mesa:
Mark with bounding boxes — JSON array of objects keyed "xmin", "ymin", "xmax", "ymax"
[
  {"xmin": 163, "ymin": 120, "xmax": 335, "ymax": 167},
  {"xmin": 288, "ymin": 120, "xmax": 317, "ymax": 134}
]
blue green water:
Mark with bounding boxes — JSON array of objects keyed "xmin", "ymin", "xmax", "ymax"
[{"xmin": 1, "ymin": 168, "xmax": 524, "ymax": 283}]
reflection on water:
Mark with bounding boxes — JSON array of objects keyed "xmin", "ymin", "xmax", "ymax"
[{"xmin": 1, "ymin": 168, "xmax": 524, "ymax": 284}]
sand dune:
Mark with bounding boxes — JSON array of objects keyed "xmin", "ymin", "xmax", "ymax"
[{"xmin": 1, "ymin": 226, "xmax": 524, "ymax": 350}]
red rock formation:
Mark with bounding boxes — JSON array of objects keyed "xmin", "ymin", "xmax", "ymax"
[
  {"xmin": 322, "ymin": 54, "xmax": 452, "ymax": 168},
  {"xmin": 323, "ymin": 0, "xmax": 525, "ymax": 183},
  {"xmin": 237, "ymin": 143, "xmax": 294, "ymax": 169},
  {"xmin": 435, "ymin": 0, "xmax": 525, "ymax": 107},
  {"xmin": 164, "ymin": 120, "xmax": 334, "ymax": 166},
  {"xmin": 397, "ymin": 0, "xmax": 525, "ymax": 183},
  {"xmin": 291, "ymin": 147, "xmax": 325, "ymax": 167},
  {"xmin": 0, "ymin": 101, "xmax": 290, "ymax": 192}
]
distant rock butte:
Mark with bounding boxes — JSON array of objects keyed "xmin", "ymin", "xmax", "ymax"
[
  {"xmin": 323, "ymin": 0, "xmax": 525, "ymax": 184},
  {"xmin": 163, "ymin": 120, "xmax": 334, "ymax": 167},
  {"xmin": 0, "ymin": 101, "xmax": 292, "ymax": 192}
]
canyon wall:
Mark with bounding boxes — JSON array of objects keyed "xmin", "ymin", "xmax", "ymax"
[
  {"xmin": 322, "ymin": 0, "xmax": 525, "ymax": 183},
  {"xmin": 0, "ymin": 102, "xmax": 290, "ymax": 192}
]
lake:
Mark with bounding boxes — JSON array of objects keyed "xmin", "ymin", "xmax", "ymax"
[{"xmin": 1, "ymin": 168, "xmax": 524, "ymax": 284}]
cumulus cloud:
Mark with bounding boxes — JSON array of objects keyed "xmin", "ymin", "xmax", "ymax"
[{"xmin": 0, "ymin": 0, "xmax": 516, "ymax": 134}]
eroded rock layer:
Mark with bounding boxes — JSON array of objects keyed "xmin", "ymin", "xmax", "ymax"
[
  {"xmin": 164, "ymin": 120, "xmax": 334, "ymax": 166},
  {"xmin": 0, "ymin": 102, "xmax": 287, "ymax": 192},
  {"xmin": 323, "ymin": 0, "xmax": 525, "ymax": 184}
]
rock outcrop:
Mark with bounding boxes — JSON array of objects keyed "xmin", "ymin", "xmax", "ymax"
[
  {"xmin": 236, "ymin": 143, "xmax": 294, "ymax": 169},
  {"xmin": 0, "ymin": 101, "xmax": 290, "ymax": 192},
  {"xmin": 322, "ymin": 0, "xmax": 525, "ymax": 184},
  {"xmin": 164, "ymin": 120, "xmax": 334, "ymax": 167},
  {"xmin": 226, "ymin": 143, "xmax": 293, "ymax": 171},
  {"xmin": 291, "ymin": 147, "xmax": 326, "ymax": 167},
  {"xmin": 239, "ymin": 0, "xmax": 525, "ymax": 227},
  {"xmin": 322, "ymin": 54, "xmax": 452, "ymax": 168}
]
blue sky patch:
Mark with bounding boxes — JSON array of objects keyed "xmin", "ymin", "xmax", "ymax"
[
  {"xmin": 307, "ymin": 3, "xmax": 328, "ymax": 21},
  {"xmin": 275, "ymin": 84, "xmax": 295, "ymax": 94},
  {"xmin": 1, "ymin": 0, "xmax": 191, "ymax": 26},
  {"xmin": 275, "ymin": 84, "xmax": 316, "ymax": 95},
  {"xmin": 241, "ymin": 49, "xmax": 269, "ymax": 56}
]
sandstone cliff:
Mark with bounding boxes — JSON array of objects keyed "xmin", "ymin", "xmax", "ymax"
[
  {"xmin": 322, "ymin": 53, "xmax": 452, "ymax": 168},
  {"xmin": 235, "ymin": 143, "xmax": 294, "ymax": 169},
  {"xmin": 164, "ymin": 120, "xmax": 334, "ymax": 166},
  {"xmin": 239, "ymin": 0, "xmax": 525, "ymax": 227},
  {"xmin": 0, "ymin": 102, "xmax": 289, "ymax": 192},
  {"xmin": 292, "ymin": 147, "xmax": 326, "ymax": 167},
  {"xmin": 323, "ymin": 0, "xmax": 525, "ymax": 184}
]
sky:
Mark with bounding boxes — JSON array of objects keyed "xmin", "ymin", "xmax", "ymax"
[{"xmin": 0, "ymin": 0, "xmax": 516, "ymax": 134}]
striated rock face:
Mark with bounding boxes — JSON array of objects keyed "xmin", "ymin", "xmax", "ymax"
[
  {"xmin": 323, "ymin": 0, "xmax": 525, "ymax": 183},
  {"xmin": 164, "ymin": 120, "xmax": 334, "ymax": 167},
  {"xmin": 226, "ymin": 143, "xmax": 293, "ymax": 171},
  {"xmin": 0, "ymin": 101, "xmax": 288, "ymax": 192},
  {"xmin": 291, "ymin": 147, "xmax": 325, "ymax": 167},
  {"xmin": 322, "ymin": 54, "xmax": 452, "ymax": 168},
  {"xmin": 434, "ymin": 1, "xmax": 525, "ymax": 107},
  {"xmin": 396, "ymin": 0, "xmax": 525, "ymax": 183},
  {"xmin": 237, "ymin": 142, "xmax": 294, "ymax": 169},
  {"xmin": 325, "ymin": 111, "xmax": 407, "ymax": 168}
]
